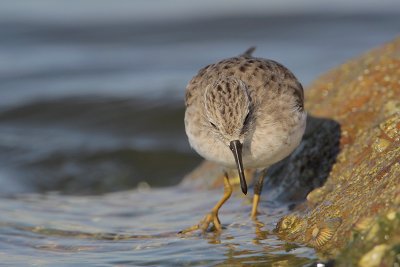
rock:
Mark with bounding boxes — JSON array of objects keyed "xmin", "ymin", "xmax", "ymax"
[
  {"xmin": 275, "ymin": 37, "xmax": 400, "ymax": 261},
  {"xmin": 336, "ymin": 211, "xmax": 400, "ymax": 266}
]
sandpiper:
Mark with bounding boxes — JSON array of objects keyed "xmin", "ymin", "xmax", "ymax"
[{"xmin": 182, "ymin": 47, "xmax": 306, "ymax": 233}]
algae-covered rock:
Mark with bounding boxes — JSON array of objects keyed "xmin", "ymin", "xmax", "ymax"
[
  {"xmin": 275, "ymin": 37, "xmax": 400, "ymax": 262},
  {"xmin": 336, "ymin": 211, "xmax": 400, "ymax": 267}
]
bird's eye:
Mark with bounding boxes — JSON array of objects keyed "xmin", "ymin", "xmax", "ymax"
[{"xmin": 210, "ymin": 122, "xmax": 218, "ymax": 129}]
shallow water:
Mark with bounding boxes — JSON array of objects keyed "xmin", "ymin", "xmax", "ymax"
[
  {"xmin": 0, "ymin": 188, "xmax": 316, "ymax": 266},
  {"xmin": 1, "ymin": 5, "xmax": 400, "ymax": 266}
]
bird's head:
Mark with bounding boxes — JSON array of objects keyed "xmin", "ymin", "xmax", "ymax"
[{"xmin": 203, "ymin": 76, "xmax": 252, "ymax": 194}]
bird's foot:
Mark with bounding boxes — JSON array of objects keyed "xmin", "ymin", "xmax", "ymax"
[
  {"xmin": 179, "ymin": 211, "xmax": 222, "ymax": 234},
  {"xmin": 179, "ymin": 172, "xmax": 232, "ymax": 235}
]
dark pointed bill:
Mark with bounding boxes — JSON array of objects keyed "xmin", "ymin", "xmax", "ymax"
[{"xmin": 229, "ymin": 140, "xmax": 247, "ymax": 195}]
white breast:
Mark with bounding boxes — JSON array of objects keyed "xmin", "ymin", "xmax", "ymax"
[
  {"xmin": 243, "ymin": 111, "xmax": 307, "ymax": 168},
  {"xmin": 186, "ymin": 110, "xmax": 307, "ymax": 170}
]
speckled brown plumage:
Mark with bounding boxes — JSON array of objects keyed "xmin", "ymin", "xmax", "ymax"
[{"xmin": 185, "ymin": 51, "xmax": 304, "ymax": 112}]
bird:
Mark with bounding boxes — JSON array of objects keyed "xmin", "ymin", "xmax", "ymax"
[{"xmin": 181, "ymin": 47, "xmax": 306, "ymax": 233}]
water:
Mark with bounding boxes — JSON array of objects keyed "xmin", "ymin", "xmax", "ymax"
[
  {"xmin": 0, "ymin": 3, "xmax": 400, "ymax": 265},
  {"xmin": 0, "ymin": 188, "xmax": 316, "ymax": 266}
]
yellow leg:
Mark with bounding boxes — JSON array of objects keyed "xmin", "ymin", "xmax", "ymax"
[
  {"xmin": 251, "ymin": 194, "xmax": 260, "ymax": 219},
  {"xmin": 180, "ymin": 172, "xmax": 232, "ymax": 233},
  {"xmin": 251, "ymin": 172, "xmax": 265, "ymax": 219}
]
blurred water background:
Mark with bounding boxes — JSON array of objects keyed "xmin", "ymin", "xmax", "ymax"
[{"xmin": 0, "ymin": 1, "xmax": 399, "ymax": 265}]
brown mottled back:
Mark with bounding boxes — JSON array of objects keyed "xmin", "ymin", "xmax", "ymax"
[{"xmin": 185, "ymin": 49, "xmax": 304, "ymax": 112}]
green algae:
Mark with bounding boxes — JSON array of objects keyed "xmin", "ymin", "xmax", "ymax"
[{"xmin": 335, "ymin": 211, "xmax": 400, "ymax": 267}]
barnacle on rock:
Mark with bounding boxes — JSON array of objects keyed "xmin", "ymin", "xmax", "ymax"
[
  {"xmin": 353, "ymin": 216, "xmax": 375, "ymax": 232},
  {"xmin": 275, "ymin": 215, "xmax": 305, "ymax": 240},
  {"xmin": 305, "ymin": 217, "xmax": 342, "ymax": 248},
  {"xmin": 276, "ymin": 215, "xmax": 300, "ymax": 232}
]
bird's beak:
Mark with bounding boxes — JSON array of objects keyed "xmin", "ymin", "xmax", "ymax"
[{"xmin": 229, "ymin": 140, "xmax": 247, "ymax": 195}]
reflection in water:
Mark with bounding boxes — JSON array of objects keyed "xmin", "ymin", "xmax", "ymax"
[{"xmin": 0, "ymin": 188, "xmax": 316, "ymax": 265}]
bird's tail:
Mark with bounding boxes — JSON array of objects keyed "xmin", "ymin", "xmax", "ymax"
[{"xmin": 240, "ymin": 46, "xmax": 256, "ymax": 57}]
